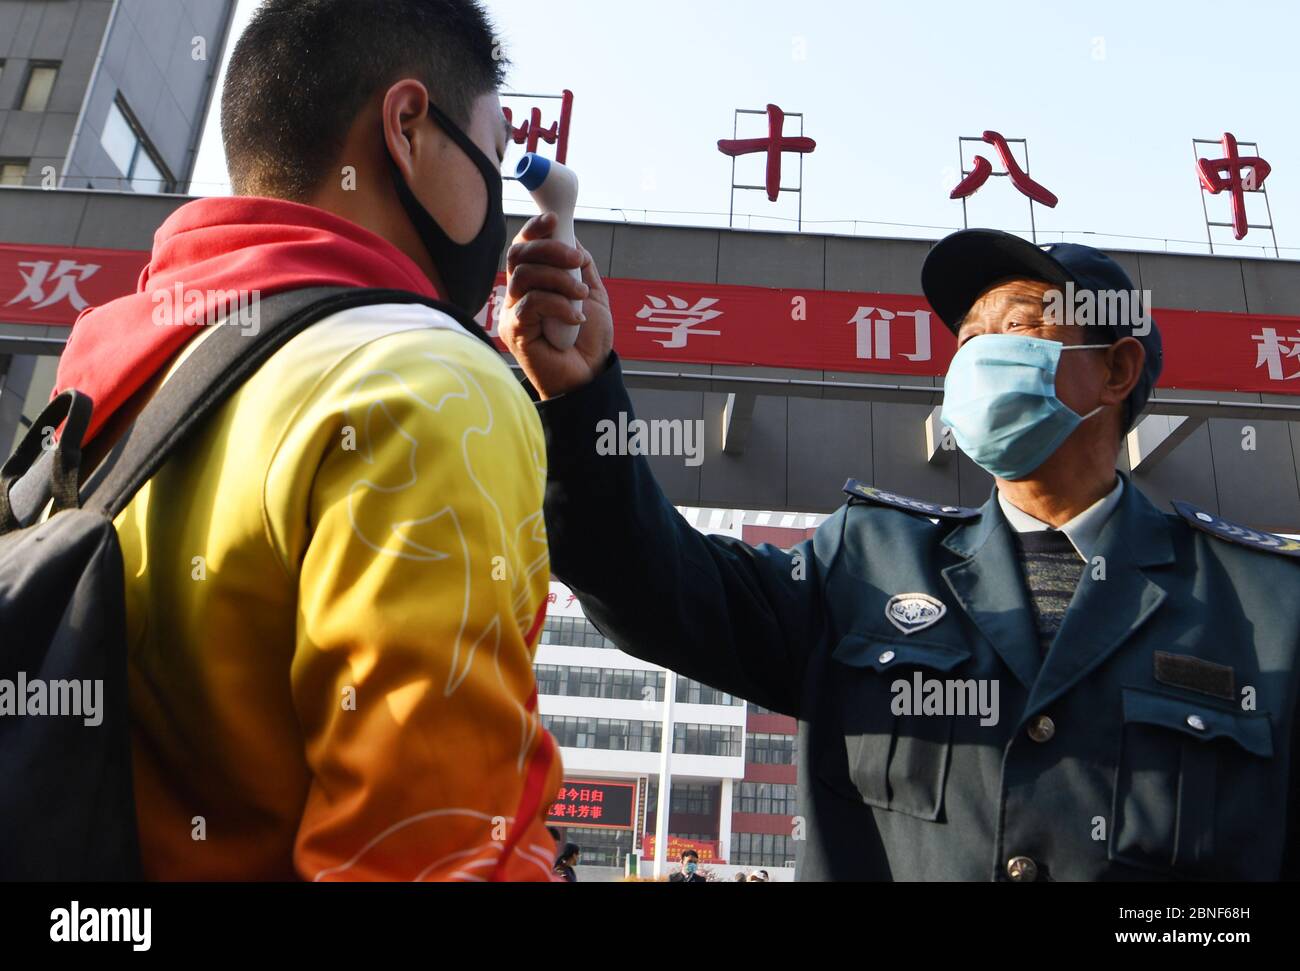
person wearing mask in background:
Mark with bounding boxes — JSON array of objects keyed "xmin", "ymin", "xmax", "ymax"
[
  {"xmin": 501, "ymin": 219, "xmax": 1300, "ymax": 881},
  {"xmin": 669, "ymin": 849, "xmax": 707, "ymax": 883},
  {"xmin": 553, "ymin": 843, "xmax": 580, "ymax": 882},
  {"xmin": 52, "ymin": 0, "xmax": 564, "ymax": 881}
]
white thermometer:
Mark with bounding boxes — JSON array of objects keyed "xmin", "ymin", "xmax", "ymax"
[{"xmin": 515, "ymin": 152, "xmax": 582, "ymax": 350}]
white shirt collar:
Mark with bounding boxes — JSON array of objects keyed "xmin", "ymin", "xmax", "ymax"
[{"xmin": 997, "ymin": 477, "xmax": 1125, "ymax": 563}]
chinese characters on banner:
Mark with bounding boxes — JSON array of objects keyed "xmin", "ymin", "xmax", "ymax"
[
  {"xmin": 0, "ymin": 244, "xmax": 148, "ymax": 324},
  {"xmin": 484, "ymin": 271, "xmax": 1300, "ymax": 396},
  {"xmin": 5, "ymin": 244, "xmax": 1300, "ymax": 395},
  {"xmin": 642, "ymin": 834, "xmax": 721, "ymax": 864},
  {"xmin": 547, "ymin": 780, "xmax": 636, "ymax": 829}
]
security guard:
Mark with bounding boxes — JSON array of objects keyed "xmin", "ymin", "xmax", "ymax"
[{"xmin": 501, "ymin": 220, "xmax": 1300, "ymax": 881}]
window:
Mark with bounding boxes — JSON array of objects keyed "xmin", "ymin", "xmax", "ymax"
[
  {"xmin": 676, "ymin": 678, "xmax": 741, "ymax": 706},
  {"xmin": 539, "ymin": 616, "xmax": 617, "ymax": 649},
  {"xmin": 19, "ymin": 62, "xmax": 58, "ymax": 111},
  {"xmin": 556, "ymin": 826, "xmax": 632, "ymax": 868},
  {"xmin": 746, "ymin": 732, "xmax": 797, "ymax": 764},
  {"xmin": 0, "ymin": 160, "xmax": 28, "ymax": 186},
  {"xmin": 540, "ymin": 715, "xmax": 662, "ymax": 753},
  {"xmin": 673, "ymin": 723, "xmax": 743, "ymax": 757},
  {"xmin": 732, "ymin": 832, "xmax": 796, "ymax": 868},
  {"xmin": 644, "ymin": 780, "xmax": 718, "ymax": 816},
  {"xmin": 736, "ymin": 782, "xmax": 799, "ymax": 816},
  {"xmin": 533, "ymin": 664, "xmax": 665, "ymax": 701},
  {"xmin": 99, "ymin": 97, "xmax": 173, "ymax": 192}
]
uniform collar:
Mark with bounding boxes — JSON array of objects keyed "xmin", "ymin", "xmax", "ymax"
[{"xmin": 997, "ymin": 476, "xmax": 1125, "ymax": 563}]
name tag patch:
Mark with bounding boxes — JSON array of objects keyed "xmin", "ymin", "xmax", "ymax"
[{"xmin": 1153, "ymin": 651, "xmax": 1236, "ymax": 701}]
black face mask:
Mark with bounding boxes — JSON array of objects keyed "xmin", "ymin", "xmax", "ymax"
[{"xmin": 388, "ymin": 99, "xmax": 506, "ymax": 315}]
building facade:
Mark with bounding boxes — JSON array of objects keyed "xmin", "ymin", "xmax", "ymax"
[
  {"xmin": 540, "ymin": 512, "xmax": 819, "ymax": 880},
  {"xmin": 0, "ymin": 0, "xmax": 234, "ymax": 454},
  {"xmin": 0, "ymin": 0, "xmax": 235, "ymax": 191}
]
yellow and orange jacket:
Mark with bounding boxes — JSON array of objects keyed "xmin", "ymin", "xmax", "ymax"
[{"xmin": 55, "ymin": 199, "xmax": 562, "ymax": 880}]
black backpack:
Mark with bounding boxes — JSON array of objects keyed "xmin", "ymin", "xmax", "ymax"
[{"xmin": 0, "ymin": 286, "xmax": 493, "ymax": 879}]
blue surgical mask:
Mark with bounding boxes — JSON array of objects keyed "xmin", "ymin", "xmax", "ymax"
[{"xmin": 941, "ymin": 334, "xmax": 1109, "ymax": 480}]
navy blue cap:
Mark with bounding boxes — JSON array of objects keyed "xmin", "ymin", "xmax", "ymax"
[{"xmin": 921, "ymin": 228, "xmax": 1163, "ymax": 431}]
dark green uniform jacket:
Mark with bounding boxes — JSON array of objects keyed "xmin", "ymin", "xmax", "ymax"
[{"xmin": 536, "ymin": 355, "xmax": 1300, "ymax": 881}]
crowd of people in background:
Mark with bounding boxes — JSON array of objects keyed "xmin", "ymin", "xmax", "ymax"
[{"xmin": 549, "ymin": 834, "xmax": 772, "ymax": 883}]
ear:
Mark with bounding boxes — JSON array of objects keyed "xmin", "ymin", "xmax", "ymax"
[
  {"xmin": 1098, "ymin": 336, "xmax": 1146, "ymax": 406},
  {"xmin": 381, "ymin": 80, "xmax": 433, "ymax": 182}
]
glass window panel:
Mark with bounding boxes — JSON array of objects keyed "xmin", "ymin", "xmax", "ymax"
[
  {"xmin": 20, "ymin": 65, "xmax": 57, "ymax": 111},
  {"xmin": 100, "ymin": 101, "xmax": 138, "ymax": 177},
  {"xmin": 0, "ymin": 162, "xmax": 28, "ymax": 186},
  {"xmin": 130, "ymin": 148, "xmax": 164, "ymax": 192}
]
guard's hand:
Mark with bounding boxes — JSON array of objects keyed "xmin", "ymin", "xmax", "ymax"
[{"xmin": 500, "ymin": 212, "xmax": 614, "ymax": 399}]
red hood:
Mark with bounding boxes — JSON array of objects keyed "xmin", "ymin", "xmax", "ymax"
[{"xmin": 55, "ymin": 195, "xmax": 438, "ymax": 442}]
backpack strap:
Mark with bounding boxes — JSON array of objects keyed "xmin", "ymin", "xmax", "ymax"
[
  {"xmin": 0, "ymin": 389, "xmax": 93, "ymax": 533},
  {"xmin": 81, "ymin": 286, "xmax": 487, "ymax": 518}
]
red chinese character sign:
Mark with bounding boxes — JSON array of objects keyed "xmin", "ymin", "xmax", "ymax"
[
  {"xmin": 950, "ymin": 130, "xmax": 1057, "ymax": 242},
  {"xmin": 502, "ymin": 90, "xmax": 574, "ymax": 164},
  {"xmin": 718, "ymin": 103, "xmax": 816, "ymax": 229},
  {"xmin": 1194, "ymin": 132, "xmax": 1278, "ymax": 256}
]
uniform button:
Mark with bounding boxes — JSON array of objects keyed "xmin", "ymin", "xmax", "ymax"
[
  {"xmin": 1027, "ymin": 715, "xmax": 1056, "ymax": 743},
  {"xmin": 1006, "ymin": 856, "xmax": 1039, "ymax": 882},
  {"xmin": 878, "ymin": 651, "xmax": 896, "ymax": 664},
  {"xmin": 1187, "ymin": 714, "xmax": 1207, "ymax": 731}
]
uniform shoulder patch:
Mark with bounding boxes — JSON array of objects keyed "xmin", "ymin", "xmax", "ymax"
[
  {"xmin": 842, "ymin": 479, "xmax": 981, "ymax": 520},
  {"xmin": 1172, "ymin": 500, "xmax": 1300, "ymax": 558}
]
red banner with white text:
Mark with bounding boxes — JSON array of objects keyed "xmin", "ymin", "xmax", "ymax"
[{"xmin": 4, "ymin": 243, "xmax": 1300, "ymax": 394}]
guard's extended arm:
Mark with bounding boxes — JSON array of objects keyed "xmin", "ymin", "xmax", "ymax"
[{"xmin": 536, "ymin": 353, "xmax": 845, "ymax": 716}]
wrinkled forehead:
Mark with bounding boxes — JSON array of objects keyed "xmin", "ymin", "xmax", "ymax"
[{"xmin": 968, "ymin": 277, "xmax": 1056, "ymax": 313}]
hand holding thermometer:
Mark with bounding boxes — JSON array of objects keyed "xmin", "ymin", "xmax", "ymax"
[{"xmin": 515, "ymin": 152, "xmax": 583, "ymax": 350}]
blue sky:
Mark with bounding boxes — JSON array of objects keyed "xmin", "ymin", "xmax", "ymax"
[{"xmin": 192, "ymin": 0, "xmax": 1300, "ymax": 258}]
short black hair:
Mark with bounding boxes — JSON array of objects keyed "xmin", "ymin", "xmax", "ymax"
[
  {"xmin": 556, "ymin": 842, "xmax": 580, "ymax": 864},
  {"xmin": 221, "ymin": 0, "xmax": 507, "ymax": 199},
  {"xmin": 681, "ymin": 849, "xmax": 699, "ymax": 861}
]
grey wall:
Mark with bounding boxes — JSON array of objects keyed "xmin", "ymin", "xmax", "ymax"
[{"xmin": 3, "ymin": 188, "xmax": 1300, "ymax": 530}]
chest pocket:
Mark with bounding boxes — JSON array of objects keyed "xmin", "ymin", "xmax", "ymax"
[
  {"xmin": 1110, "ymin": 686, "xmax": 1274, "ymax": 878},
  {"xmin": 824, "ymin": 633, "xmax": 971, "ymax": 821}
]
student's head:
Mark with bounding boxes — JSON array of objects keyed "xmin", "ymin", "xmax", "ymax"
[
  {"xmin": 220, "ymin": 0, "xmax": 510, "ymax": 311},
  {"xmin": 681, "ymin": 849, "xmax": 699, "ymax": 873},
  {"xmin": 557, "ymin": 842, "xmax": 580, "ymax": 867}
]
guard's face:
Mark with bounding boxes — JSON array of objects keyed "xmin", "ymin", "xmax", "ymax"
[{"xmin": 954, "ymin": 277, "xmax": 1109, "ymax": 422}]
